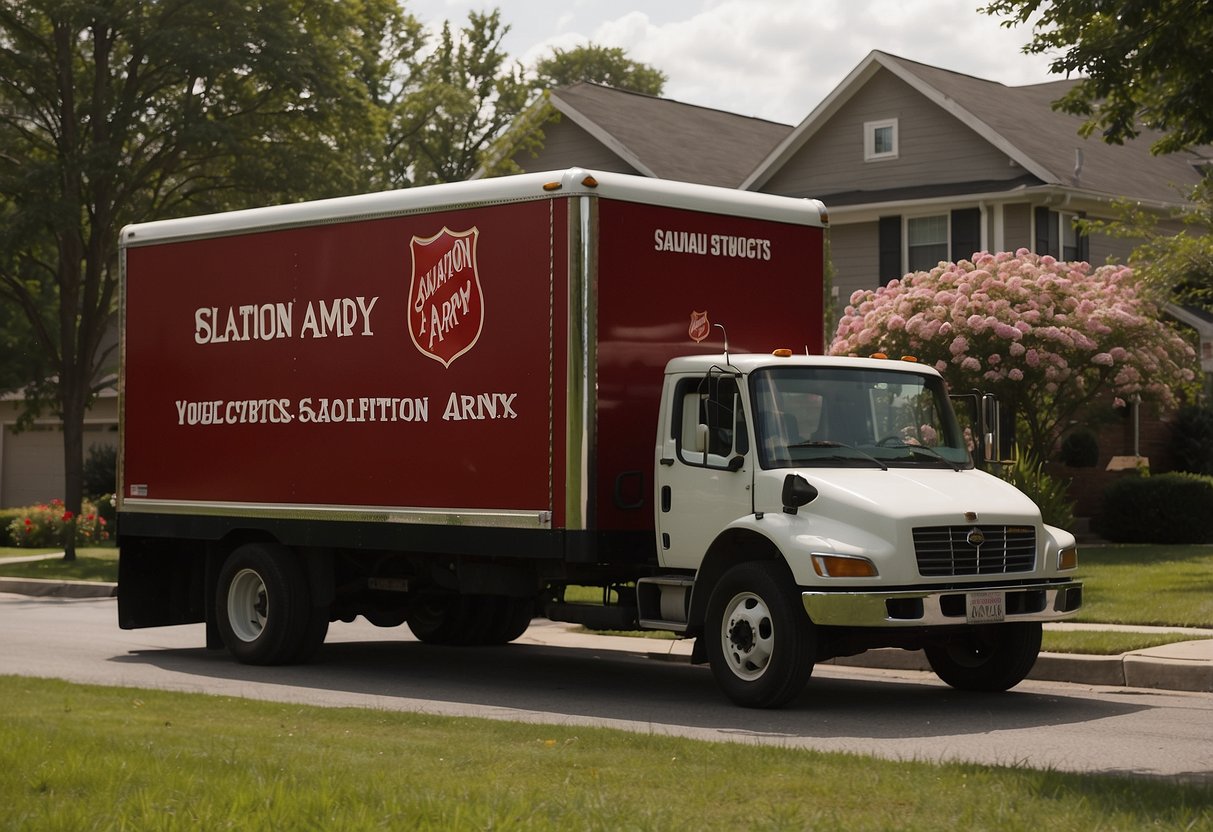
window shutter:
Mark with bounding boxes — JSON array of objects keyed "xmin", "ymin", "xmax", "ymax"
[
  {"xmin": 878, "ymin": 216, "xmax": 901, "ymax": 285},
  {"xmin": 950, "ymin": 208, "xmax": 981, "ymax": 262},
  {"xmin": 1077, "ymin": 211, "xmax": 1090, "ymax": 262},
  {"xmin": 1034, "ymin": 206, "xmax": 1058, "ymax": 258}
]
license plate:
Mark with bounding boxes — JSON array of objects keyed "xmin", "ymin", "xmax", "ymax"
[{"xmin": 966, "ymin": 590, "xmax": 1005, "ymax": 623}]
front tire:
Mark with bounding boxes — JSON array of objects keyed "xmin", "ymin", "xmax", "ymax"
[
  {"xmin": 705, "ymin": 560, "xmax": 815, "ymax": 708},
  {"xmin": 925, "ymin": 622, "xmax": 1042, "ymax": 691},
  {"xmin": 216, "ymin": 543, "xmax": 326, "ymax": 665}
]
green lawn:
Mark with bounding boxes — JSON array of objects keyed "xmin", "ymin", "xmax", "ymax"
[
  {"xmin": 1075, "ymin": 544, "xmax": 1213, "ymax": 628},
  {"xmin": 2, "ymin": 675, "xmax": 1209, "ymax": 832},
  {"xmin": 0, "ymin": 548, "xmax": 117, "ymax": 582}
]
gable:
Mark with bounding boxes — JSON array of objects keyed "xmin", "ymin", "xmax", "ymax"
[
  {"xmin": 761, "ymin": 68, "xmax": 1027, "ymax": 199},
  {"xmin": 510, "ymin": 115, "xmax": 642, "ymax": 176}
]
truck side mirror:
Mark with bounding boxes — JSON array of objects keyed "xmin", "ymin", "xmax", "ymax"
[{"xmin": 782, "ymin": 473, "xmax": 818, "ymax": 514}]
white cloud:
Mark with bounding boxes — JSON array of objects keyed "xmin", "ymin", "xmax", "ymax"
[{"xmin": 407, "ymin": 0, "xmax": 1060, "ymax": 124}]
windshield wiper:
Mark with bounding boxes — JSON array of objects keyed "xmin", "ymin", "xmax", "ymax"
[
  {"xmin": 786, "ymin": 440, "xmax": 888, "ymax": 471},
  {"xmin": 871, "ymin": 440, "xmax": 964, "ymax": 471}
]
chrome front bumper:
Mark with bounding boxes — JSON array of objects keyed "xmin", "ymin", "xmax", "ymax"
[{"xmin": 802, "ymin": 581, "xmax": 1082, "ymax": 627}]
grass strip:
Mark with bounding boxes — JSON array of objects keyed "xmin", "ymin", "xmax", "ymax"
[
  {"xmin": 2, "ymin": 675, "xmax": 1210, "ymax": 832},
  {"xmin": 1042, "ymin": 630, "xmax": 1211, "ymax": 655},
  {"xmin": 0, "ymin": 549, "xmax": 117, "ymax": 582},
  {"xmin": 0, "ymin": 547, "xmax": 63, "ymax": 558}
]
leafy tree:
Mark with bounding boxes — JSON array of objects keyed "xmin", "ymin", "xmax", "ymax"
[
  {"xmin": 830, "ymin": 251, "xmax": 1197, "ymax": 461},
  {"xmin": 1080, "ymin": 180, "xmax": 1213, "ymax": 310},
  {"xmin": 984, "ymin": 0, "xmax": 1213, "ymax": 154},
  {"xmin": 533, "ymin": 43, "xmax": 666, "ymax": 95},
  {"xmin": 0, "ymin": 0, "xmax": 414, "ymax": 558},
  {"xmin": 403, "ymin": 10, "xmax": 530, "ymax": 186}
]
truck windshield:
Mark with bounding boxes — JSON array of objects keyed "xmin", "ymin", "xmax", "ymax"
[{"xmin": 750, "ymin": 366, "xmax": 972, "ymax": 470}]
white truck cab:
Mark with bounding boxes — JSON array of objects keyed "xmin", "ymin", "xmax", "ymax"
[{"xmin": 643, "ymin": 351, "xmax": 1082, "ymax": 707}]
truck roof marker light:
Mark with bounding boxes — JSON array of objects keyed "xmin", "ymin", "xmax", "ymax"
[
  {"xmin": 811, "ymin": 554, "xmax": 878, "ymax": 579},
  {"xmin": 543, "ymin": 181, "xmax": 562, "ymax": 191},
  {"xmin": 772, "ymin": 348, "xmax": 793, "ymax": 357},
  {"xmin": 869, "ymin": 352, "xmax": 888, "ymax": 360},
  {"xmin": 901, "ymin": 355, "xmax": 918, "ymax": 362},
  {"xmin": 581, "ymin": 175, "xmax": 599, "ymax": 187}
]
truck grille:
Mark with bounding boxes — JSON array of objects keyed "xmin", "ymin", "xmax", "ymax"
[{"xmin": 912, "ymin": 525, "xmax": 1036, "ymax": 576}]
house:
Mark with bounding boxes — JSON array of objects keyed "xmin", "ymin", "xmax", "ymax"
[
  {"xmin": 500, "ymin": 53, "xmax": 1207, "ymax": 321},
  {"xmin": 0, "ymin": 387, "xmax": 117, "ymax": 509},
  {"xmin": 482, "ymin": 81, "xmax": 792, "ymax": 188},
  {"xmin": 742, "ymin": 51, "xmax": 1207, "ymax": 314}
]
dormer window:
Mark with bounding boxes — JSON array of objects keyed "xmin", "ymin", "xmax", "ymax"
[{"xmin": 864, "ymin": 118, "xmax": 898, "ymax": 161}]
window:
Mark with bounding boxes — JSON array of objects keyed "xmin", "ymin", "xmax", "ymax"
[
  {"xmin": 907, "ymin": 215, "xmax": 948, "ymax": 271},
  {"xmin": 864, "ymin": 118, "xmax": 898, "ymax": 161},
  {"xmin": 1034, "ymin": 207, "xmax": 1088, "ymax": 261},
  {"xmin": 674, "ymin": 373, "xmax": 747, "ymax": 469},
  {"xmin": 1060, "ymin": 212, "xmax": 1081, "ymax": 261}
]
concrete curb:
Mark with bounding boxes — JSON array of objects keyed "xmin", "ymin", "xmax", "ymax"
[
  {"xmin": 1, "ymin": 583, "xmax": 1208, "ymax": 693},
  {"xmin": 0, "ymin": 577, "xmax": 117, "ymax": 598},
  {"xmin": 827, "ymin": 647, "xmax": 1213, "ymax": 693}
]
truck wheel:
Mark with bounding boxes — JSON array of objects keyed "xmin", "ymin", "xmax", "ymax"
[
  {"xmin": 481, "ymin": 597, "xmax": 534, "ymax": 645},
  {"xmin": 407, "ymin": 593, "xmax": 462, "ymax": 644},
  {"xmin": 705, "ymin": 560, "xmax": 815, "ymax": 709},
  {"xmin": 216, "ymin": 543, "xmax": 325, "ymax": 665},
  {"xmin": 925, "ymin": 622, "xmax": 1042, "ymax": 692}
]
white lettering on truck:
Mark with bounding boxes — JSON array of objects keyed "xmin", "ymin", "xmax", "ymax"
[
  {"xmin": 194, "ymin": 296, "xmax": 379, "ymax": 344},
  {"xmin": 652, "ymin": 229, "xmax": 772, "ymax": 261}
]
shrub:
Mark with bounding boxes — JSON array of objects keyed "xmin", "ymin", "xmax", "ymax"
[
  {"xmin": 830, "ymin": 250, "xmax": 1197, "ymax": 462},
  {"xmin": 1169, "ymin": 405, "xmax": 1213, "ymax": 476},
  {"xmin": 1097, "ymin": 472, "xmax": 1213, "ymax": 543},
  {"xmin": 5, "ymin": 498, "xmax": 111, "ymax": 548},
  {"xmin": 83, "ymin": 443, "xmax": 117, "ymax": 498},
  {"xmin": 0, "ymin": 506, "xmax": 26, "ymax": 546},
  {"xmin": 1059, "ymin": 428, "xmax": 1100, "ymax": 467},
  {"xmin": 997, "ymin": 448, "xmax": 1075, "ymax": 529}
]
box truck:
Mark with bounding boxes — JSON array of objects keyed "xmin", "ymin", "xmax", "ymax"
[{"xmin": 117, "ymin": 168, "xmax": 1081, "ymax": 707}]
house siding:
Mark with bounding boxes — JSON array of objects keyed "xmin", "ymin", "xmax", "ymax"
[
  {"xmin": 828, "ymin": 223, "xmax": 880, "ymax": 323},
  {"xmin": 513, "ymin": 117, "xmax": 640, "ymax": 176},
  {"xmin": 762, "ymin": 69, "xmax": 1023, "ymax": 199},
  {"xmin": 1003, "ymin": 203, "xmax": 1031, "ymax": 251}
]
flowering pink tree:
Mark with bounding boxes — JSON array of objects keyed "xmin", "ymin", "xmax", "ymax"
[{"xmin": 830, "ymin": 250, "xmax": 1197, "ymax": 461}]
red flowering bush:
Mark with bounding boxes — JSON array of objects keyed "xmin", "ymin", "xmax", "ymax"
[
  {"xmin": 6, "ymin": 498, "xmax": 110, "ymax": 548},
  {"xmin": 831, "ymin": 250, "xmax": 1197, "ymax": 460}
]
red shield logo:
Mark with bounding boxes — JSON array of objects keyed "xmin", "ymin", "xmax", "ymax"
[
  {"xmin": 408, "ymin": 227, "xmax": 484, "ymax": 367},
  {"xmin": 688, "ymin": 310, "xmax": 711, "ymax": 343}
]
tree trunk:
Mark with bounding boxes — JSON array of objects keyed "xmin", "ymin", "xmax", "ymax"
[{"xmin": 60, "ymin": 385, "xmax": 85, "ymax": 563}]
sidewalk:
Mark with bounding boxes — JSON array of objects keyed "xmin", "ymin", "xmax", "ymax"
[
  {"xmin": 518, "ymin": 620, "xmax": 1213, "ymax": 694},
  {"xmin": 2, "ymin": 556, "xmax": 1210, "ymax": 693}
]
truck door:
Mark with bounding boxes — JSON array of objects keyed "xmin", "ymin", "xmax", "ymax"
[{"xmin": 656, "ymin": 370, "xmax": 753, "ymax": 570}]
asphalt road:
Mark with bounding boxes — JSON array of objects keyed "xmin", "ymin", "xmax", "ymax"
[{"xmin": 3, "ymin": 592, "xmax": 1212, "ymax": 782}]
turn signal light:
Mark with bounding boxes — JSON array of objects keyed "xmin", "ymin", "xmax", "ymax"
[
  {"xmin": 811, "ymin": 554, "xmax": 878, "ymax": 578},
  {"xmin": 1058, "ymin": 546, "xmax": 1078, "ymax": 571}
]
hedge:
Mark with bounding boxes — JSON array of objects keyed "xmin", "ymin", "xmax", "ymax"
[{"xmin": 1097, "ymin": 472, "xmax": 1213, "ymax": 543}]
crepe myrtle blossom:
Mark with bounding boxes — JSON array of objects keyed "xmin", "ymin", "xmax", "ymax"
[{"xmin": 831, "ymin": 250, "xmax": 1197, "ymax": 461}]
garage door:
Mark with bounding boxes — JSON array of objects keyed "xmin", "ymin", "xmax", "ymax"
[{"xmin": 1, "ymin": 424, "xmax": 118, "ymax": 508}]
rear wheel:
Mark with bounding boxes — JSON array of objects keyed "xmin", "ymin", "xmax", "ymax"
[
  {"xmin": 216, "ymin": 543, "xmax": 327, "ymax": 665},
  {"xmin": 705, "ymin": 560, "xmax": 815, "ymax": 708},
  {"xmin": 407, "ymin": 594, "xmax": 533, "ymax": 645},
  {"xmin": 925, "ymin": 622, "xmax": 1042, "ymax": 691}
]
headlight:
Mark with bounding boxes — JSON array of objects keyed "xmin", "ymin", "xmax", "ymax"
[
  {"xmin": 811, "ymin": 553, "xmax": 878, "ymax": 578},
  {"xmin": 1057, "ymin": 546, "xmax": 1078, "ymax": 571}
]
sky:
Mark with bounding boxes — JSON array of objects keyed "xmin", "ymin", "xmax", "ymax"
[{"xmin": 406, "ymin": 0, "xmax": 1060, "ymax": 125}]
